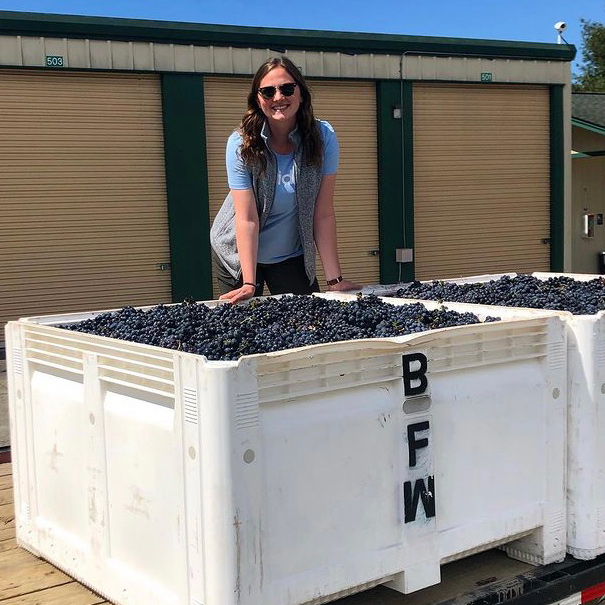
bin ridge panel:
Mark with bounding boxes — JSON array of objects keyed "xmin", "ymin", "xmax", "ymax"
[
  {"xmin": 4, "ymin": 294, "xmax": 567, "ymax": 605},
  {"xmin": 459, "ymin": 273, "xmax": 605, "ymax": 561}
]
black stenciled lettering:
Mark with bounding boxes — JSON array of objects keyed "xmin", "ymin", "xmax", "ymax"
[
  {"xmin": 407, "ymin": 421, "xmax": 429, "ymax": 467},
  {"xmin": 404, "ymin": 476, "xmax": 435, "ymax": 523},
  {"xmin": 402, "ymin": 353, "xmax": 428, "ymax": 396},
  {"xmin": 498, "ymin": 587, "xmax": 523, "ymax": 602}
]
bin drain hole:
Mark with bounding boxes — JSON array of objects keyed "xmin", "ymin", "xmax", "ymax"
[
  {"xmin": 552, "ymin": 388, "xmax": 560, "ymax": 399},
  {"xmin": 89, "ymin": 413, "xmax": 95, "ymax": 425},
  {"xmin": 243, "ymin": 449, "xmax": 255, "ymax": 464},
  {"xmin": 188, "ymin": 447, "xmax": 196, "ymax": 460},
  {"xmin": 601, "ymin": 383, "xmax": 605, "ymax": 394},
  {"xmin": 17, "ymin": 389, "xmax": 22, "ymax": 399}
]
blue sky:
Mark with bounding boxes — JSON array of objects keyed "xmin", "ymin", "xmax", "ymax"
[{"xmin": 1, "ymin": 1, "xmax": 603, "ymax": 74}]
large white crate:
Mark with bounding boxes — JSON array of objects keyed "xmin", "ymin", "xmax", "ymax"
[
  {"xmin": 326, "ymin": 294, "xmax": 568, "ymax": 564},
  {"xmin": 5, "ymin": 294, "xmax": 566, "ymax": 605},
  {"xmin": 368, "ymin": 272, "xmax": 605, "ymax": 561}
]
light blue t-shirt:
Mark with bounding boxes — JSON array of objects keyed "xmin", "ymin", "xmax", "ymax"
[{"xmin": 225, "ymin": 120, "xmax": 339, "ymax": 264}]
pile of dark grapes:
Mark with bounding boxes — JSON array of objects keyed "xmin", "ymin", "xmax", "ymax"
[
  {"xmin": 58, "ymin": 295, "xmax": 495, "ymax": 361},
  {"xmin": 393, "ymin": 274, "xmax": 605, "ymax": 315}
]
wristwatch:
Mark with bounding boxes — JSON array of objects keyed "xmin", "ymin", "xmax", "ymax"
[{"xmin": 326, "ymin": 275, "xmax": 343, "ymax": 286}]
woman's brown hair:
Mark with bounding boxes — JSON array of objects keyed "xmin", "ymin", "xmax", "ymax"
[{"xmin": 239, "ymin": 56, "xmax": 323, "ymax": 172}]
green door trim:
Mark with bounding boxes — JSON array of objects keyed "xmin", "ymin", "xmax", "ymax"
[
  {"xmin": 161, "ymin": 74, "xmax": 213, "ymax": 301},
  {"xmin": 377, "ymin": 80, "xmax": 414, "ymax": 284},
  {"xmin": 402, "ymin": 81, "xmax": 415, "ymax": 282},
  {"xmin": 550, "ymin": 85, "xmax": 564, "ymax": 272}
]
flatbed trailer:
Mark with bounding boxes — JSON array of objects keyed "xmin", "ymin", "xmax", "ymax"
[
  {"xmin": 3, "ymin": 453, "xmax": 605, "ymax": 605},
  {"xmin": 336, "ymin": 549, "xmax": 605, "ymax": 605}
]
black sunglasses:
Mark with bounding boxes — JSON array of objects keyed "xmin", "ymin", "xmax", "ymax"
[{"xmin": 257, "ymin": 82, "xmax": 297, "ymax": 100}]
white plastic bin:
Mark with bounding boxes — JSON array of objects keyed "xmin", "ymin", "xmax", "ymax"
[
  {"xmin": 326, "ymin": 294, "xmax": 567, "ymax": 567},
  {"xmin": 367, "ymin": 272, "xmax": 604, "ymax": 561},
  {"xmin": 5, "ymin": 294, "xmax": 566, "ymax": 605}
]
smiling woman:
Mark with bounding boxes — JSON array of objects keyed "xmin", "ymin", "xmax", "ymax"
[{"xmin": 209, "ymin": 56, "xmax": 359, "ymax": 303}]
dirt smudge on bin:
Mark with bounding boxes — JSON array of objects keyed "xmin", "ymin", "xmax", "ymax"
[
  {"xmin": 88, "ymin": 487, "xmax": 97, "ymax": 523},
  {"xmin": 259, "ymin": 517, "xmax": 264, "ymax": 586},
  {"xmin": 125, "ymin": 486, "xmax": 150, "ymax": 519},
  {"xmin": 377, "ymin": 413, "xmax": 391, "ymax": 428},
  {"xmin": 48, "ymin": 442, "xmax": 64, "ymax": 472},
  {"xmin": 234, "ymin": 512, "xmax": 241, "ymax": 601}
]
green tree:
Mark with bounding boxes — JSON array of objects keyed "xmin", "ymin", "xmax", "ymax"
[{"xmin": 574, "ymin": 19, "xmax": 605, "ymax": 91}]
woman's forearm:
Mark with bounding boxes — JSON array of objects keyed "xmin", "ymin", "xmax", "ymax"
[
  {"xmin": 235, "ymin": 216, "xmax": 259, "ymax": 284},
  {"xmin": 232, "ymin": 188, "xmax": 260, "ymax": 285},
  {"xmin": 313, "ymin": 174, "xmax": 342, "ymax": 282},
  {"xmin": 314, "ymin": 212, "xmax": 342, "ymax": 281}
]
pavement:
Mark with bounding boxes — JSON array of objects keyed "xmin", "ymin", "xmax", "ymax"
[{"xmin": 0, "ymin": 359, "xmax": 8, "ymax": 448}]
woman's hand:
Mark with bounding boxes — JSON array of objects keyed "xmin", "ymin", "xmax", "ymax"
[
  {"xmin": 328, "ymin": 278, "xmax": 361, "ymax": 292},
  {"xmin": 219, "ymin": 283, "xmax": 256, "ymax": 304}
]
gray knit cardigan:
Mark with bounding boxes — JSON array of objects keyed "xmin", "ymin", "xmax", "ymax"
[{"xmin": 210, "ymin": 121, "xmax": 323, "ymax": 284}]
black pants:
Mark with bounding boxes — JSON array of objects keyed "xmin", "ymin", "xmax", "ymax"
[{"xmin": 212, "ymin": 250, "xmax": 319, "ymax": 296}]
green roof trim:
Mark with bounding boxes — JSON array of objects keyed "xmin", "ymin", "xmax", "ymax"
[
  {"xmin": 572, "ymin": 117, "xmax": 605, "ymax": 138},
  {"xmin": 573, "ymin": 149, "xmax": 605, "ymax": 157},
  {"xmin": 0, "ymin": 11, "xmax": 576, "ymax": 61}
]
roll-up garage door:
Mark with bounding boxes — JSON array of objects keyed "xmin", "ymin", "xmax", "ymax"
[
  {"xmin": 0, "ymin": 70, "xmax": 172, "ymax": 343},
  {"xmin": 413, "ymin": 84, "xmax": 550, "ymax": 280},
  {"xmin": 204, "ymin": 77, "xmax": 379, "ymax": 296}
]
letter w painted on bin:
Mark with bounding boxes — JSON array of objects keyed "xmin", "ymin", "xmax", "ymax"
[{"xmin": 404, "ymin": 420, "xmax": 436, "ymax": 523}]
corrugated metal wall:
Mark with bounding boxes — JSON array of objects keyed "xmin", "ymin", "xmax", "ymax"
[
  {"xmin": 204, "ymin": 77, "xmax": 379, "ymax": 295},
  {"xmin": 413, "ymin": 83, "xmax": 551, "ymax": 279},
  {"xmin": 0, "ymin": 70, "xmax": 172, "ymax": 339}
]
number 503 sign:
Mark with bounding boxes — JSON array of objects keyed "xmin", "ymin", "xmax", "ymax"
[{"xmin": 45, "ymin": 55, "xmax": 65, "ymax": 67}]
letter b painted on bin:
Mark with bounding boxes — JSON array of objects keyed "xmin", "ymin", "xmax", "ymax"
[{"xmin": 402, "ymin": 352, "xmax": 428, "ymax": 397}]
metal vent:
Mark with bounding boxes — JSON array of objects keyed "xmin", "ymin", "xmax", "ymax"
[
  {"xmin": 12, "ymin": 347, "xmax": 23, "ymax": 375},
  {"xmin": 548, "ymin": 341, "xmax": 566, "ymax": 371},
  {"xmin": 183, "ymin": 387, "xmax": 198, "ymax": 425},
  {"xmin": 235, "ymin": 392, "xmax": 259, "ymax": 429}
]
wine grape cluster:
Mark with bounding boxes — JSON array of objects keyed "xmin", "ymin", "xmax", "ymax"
[
  {"xmin": 58, "ymin": 295, "xmax": 493, "ymax": 361},
  {"xmin": 393, "ymin": 274, "xmax": 605, "ymax": 315}
]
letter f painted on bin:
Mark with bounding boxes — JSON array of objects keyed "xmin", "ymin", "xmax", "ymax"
[{"xmin": 407, "ymin": 421, "xmax": 429, "ymax": 467}]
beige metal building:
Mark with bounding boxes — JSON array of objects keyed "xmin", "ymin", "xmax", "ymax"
[
  {"xmin": 0, "ymin": 11, "xmax": 575, "ymax": 351},
  {"xmin": 571, "ymin": 92, "xmax": 605, "ymax": 274}
]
